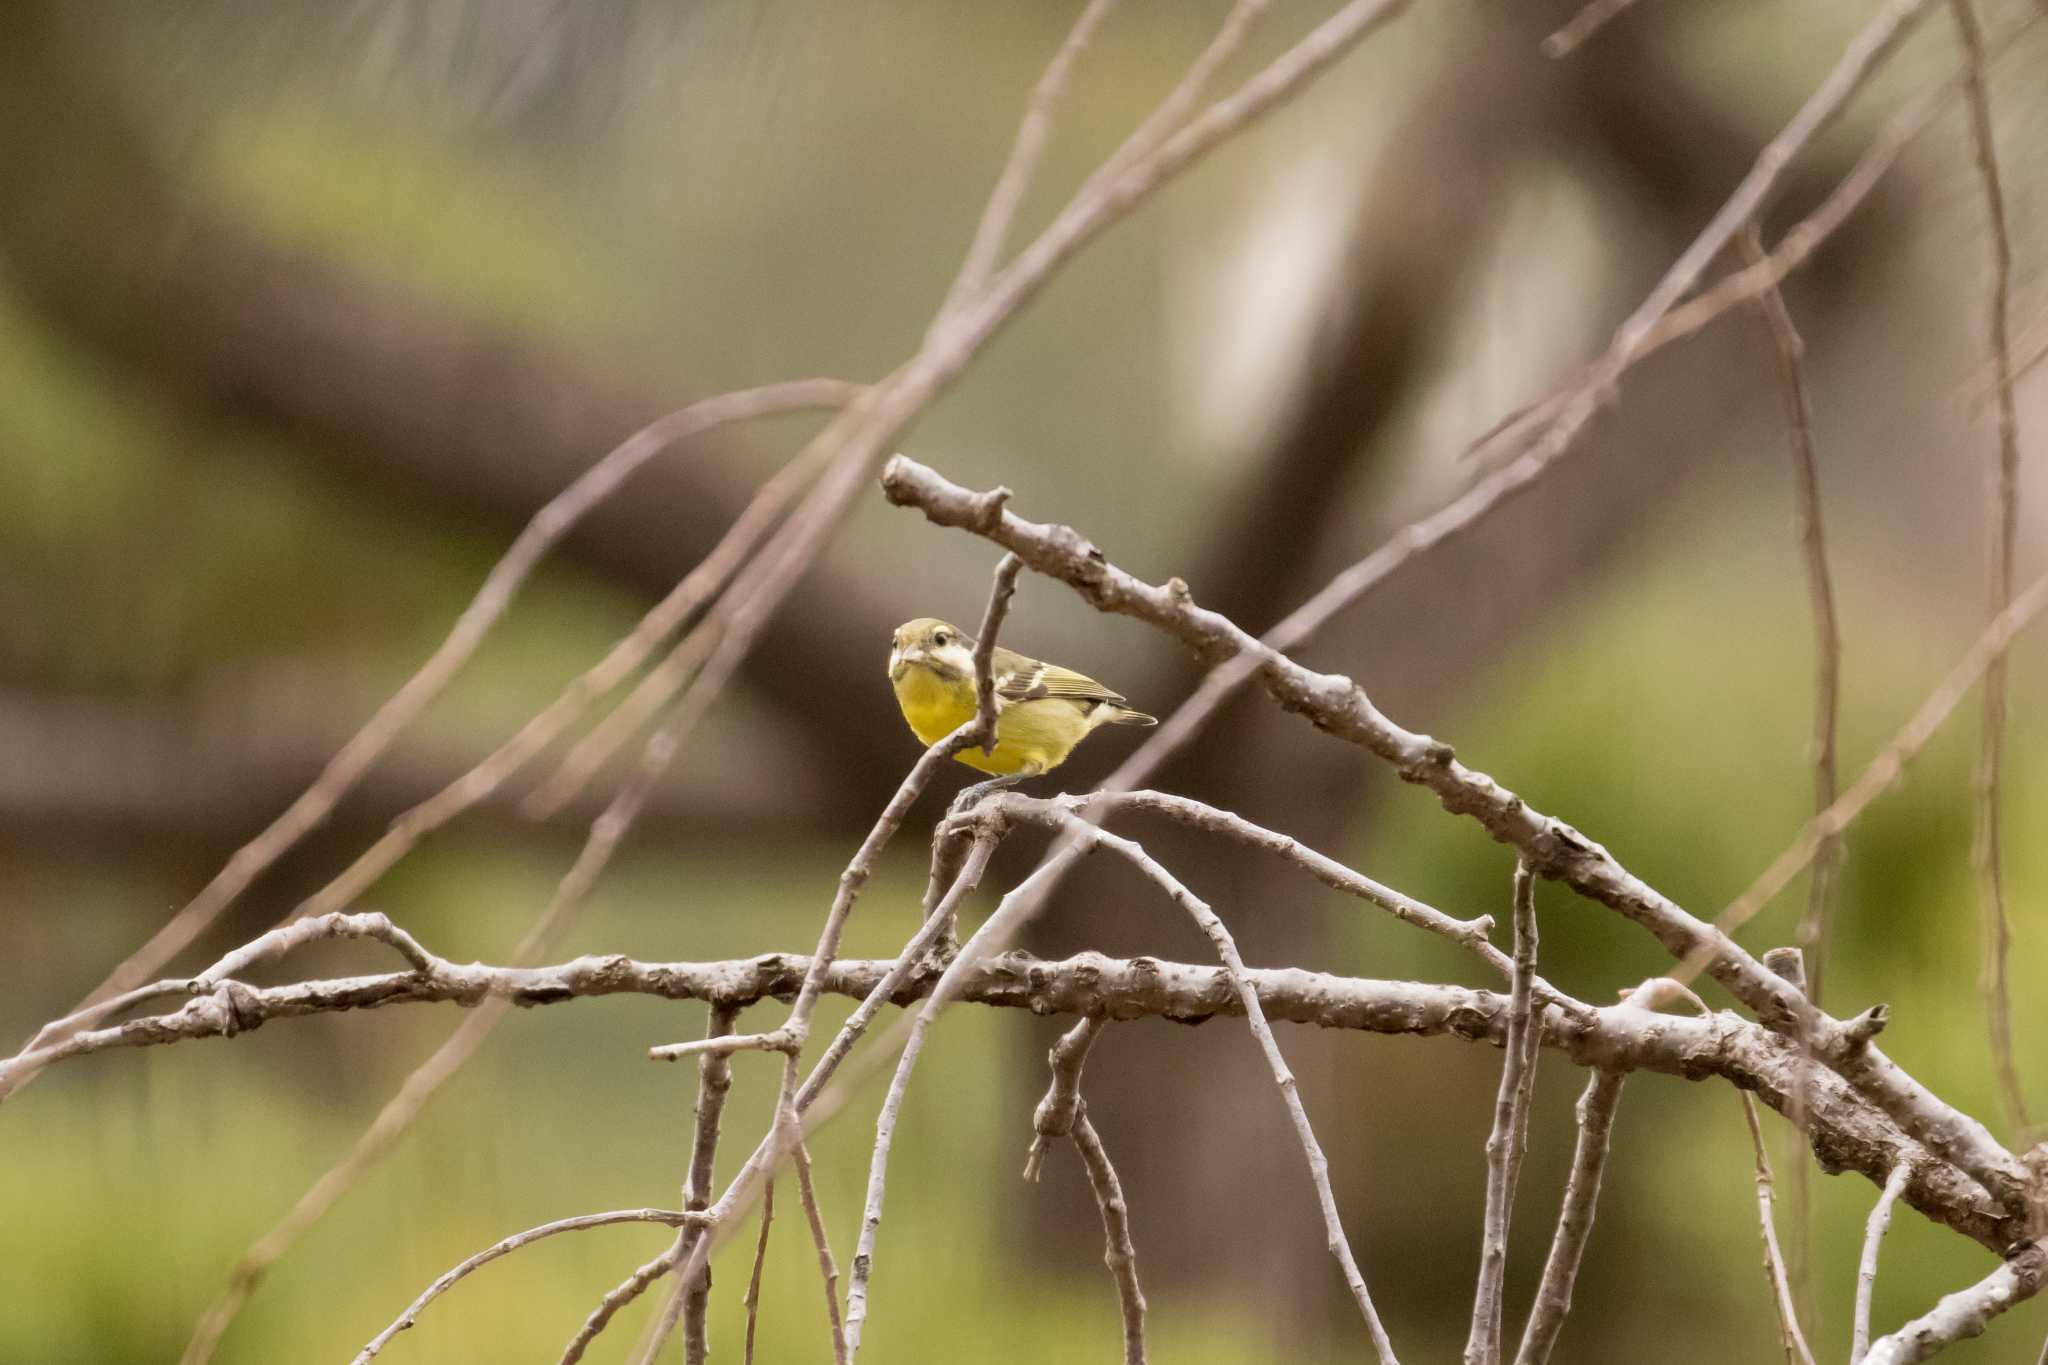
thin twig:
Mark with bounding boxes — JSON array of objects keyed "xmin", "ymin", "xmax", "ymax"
[
  {"xmin": 1742, "ymin": 222, "xmax": 1840, "ymax": 1334},
  {"xmin": 1072, "ymin": 1110, "xmax": 1148, "ymax": 1365},
  {"xmin": 1949, "ymin": 0, "xmax": 2031, "ymax": 1141},
  {"xmin": 787, "ymin": 1123, "xmax": 851, "ymax": 1365},
  {"xmin": 1513, "ymin": 976, "xmax": 1671, "ymax": 1365},
  {"xmin": 1740, "ymin": 225, "xmax": 1844, "ymax": 1009},
  {"xmin": 1742, "ymin": 1091, "xmax": 1819, "ymax": 1365},
  {"xmin": 669, "ymin": 1005, "xmax": 742, "ymax": 1365},
  {"xmin": 558, "ymin": 1239, "xmax": 691, "ymax": 1365},
  {"xmin": 1064, "ymin": 815, "xmax": 1400, "ymax": 1363},
  {"xmin": 48, "ymin": 379, "xmax": 859, "ymax": 1016},
  {"xmin": 1852, "ymin": 1162, "xmax": 1915, "ymax": 1364},
  {"xmin": 1467, "ymin": 863, "xmax": 1541, "ymax": 1365},
  {"xmin": 742, "ymin": 1179, "xmax": 775, "ymax": 1365},
  {"xmin": 350, "ymin": 1208, "xmax": 703, "ymax": 1363}
]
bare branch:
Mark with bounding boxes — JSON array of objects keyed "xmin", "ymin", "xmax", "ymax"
[
  {"xmin": 350, "ymin": 1208, "xmax": 703, "ymax": 1364},
  {"xmin": 881, "ymin": 456, "xmax": 2034, "ymax": 1211},
  {"xmin": 1059, "ymin": 814, "xmax": 1399, "ymax": 1361},
  {"xmin": 1467, "ymin": 863, "xmax": 1541, "ymax": 1365},
  {"xmin": 1742, "ymin": 1092, "xmax": 1818, "ymax": 1365},
  {"xmin": 1863, "ymin": 1241, "xmax": 2048, "ymax": 1365},
  {"xmin": 1853, "ymin": 1162, "xmax": 1916, "ymax": 1364},
  {"xmin": 14, "ymin": 914, "xmax": 2025, "ymax": 1254},
  {"xmin": 1948, "ymin": 0, "xmax": 2031, "ymax": 1140}
]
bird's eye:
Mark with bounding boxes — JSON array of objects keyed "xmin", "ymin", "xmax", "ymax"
[{"xmin": 933, "ymin": 630, "xmax": 950, "ymax": 646}]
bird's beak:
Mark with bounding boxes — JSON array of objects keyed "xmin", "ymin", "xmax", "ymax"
[{"xmin": 887, "ymin": 646, "xmax": 909, "ymax": 680}]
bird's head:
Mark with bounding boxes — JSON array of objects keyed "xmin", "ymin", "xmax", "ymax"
[{"xmin": 888, "ymin": 617, "xmax": 976, "ymax": 682}]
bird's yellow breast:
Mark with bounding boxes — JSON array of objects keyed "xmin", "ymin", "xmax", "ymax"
[{"xmin": 890, "ymin": 663, "xmax": 1091, "ymax": 776}]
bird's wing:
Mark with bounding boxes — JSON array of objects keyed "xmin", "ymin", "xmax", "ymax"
[{"xmin": 990, "ymin": 645, "xmax": 1129, "ymax": 708}]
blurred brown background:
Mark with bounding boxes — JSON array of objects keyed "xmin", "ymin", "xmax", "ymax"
[{"xmin": 4, "ymin": 1, "xmax": 2048, "ymax": 1360}]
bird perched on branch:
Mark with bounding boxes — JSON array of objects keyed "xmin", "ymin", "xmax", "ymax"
[{"xmin": 888, "ymin": 616, "xmax": 1155, "ymax": 803}]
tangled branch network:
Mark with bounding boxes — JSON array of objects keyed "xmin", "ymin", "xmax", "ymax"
[{"xmin": 8, "ymin": 0, "xmax": 2048, "ymax": 1362}]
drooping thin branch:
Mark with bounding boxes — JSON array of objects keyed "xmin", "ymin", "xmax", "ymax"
[
  {"xmin": 1740, "ymin": 225, "xmax": 1844, "ymax": 1009},
  {"xmin": 742, "ymin": 1179, "xmax": 775, "ymax": 1365},
  {"xmin": 49, "ymin": 378, "xmax": 860, "ymax": 1015},
  {"xmin": 1741, "ymin": 219, "xmax": 1841, "ymax": 1333},
  {"xmin": 350, "ymin": 1208, "xmax": 704, "ymax": 1364},
  {"xmin": 1467, "ymin": 863, "xmax": 1541, "ymax": 1365},
  {"xmin": 1073, "ymin": 1110, "xmax": 1147, "ymax": 1365},
  {"xmin": 1741, "ymin": 1092, "xmax": 1819, "ymax": 1365},
  {"xmin": 1019, "ymin": 1016, "xmax": 1145, "ymax": 1362},
  {"xmin": 1948, "ymin": 0, "xmax": 2031, "ymax": 1141},
  {"xmin": 882, "ymin": 456, "xmax": 2035, "ymax": 1211},
  {"xmin": 1862, "ymin": 1241, "xmax": 2048, "ymax": 1365},
  {"xmin": 787, "ymin": 1121, "xmax": 851, "ymax": 1365},
  {"xmin": 1852, "ymin": 1162, "xmax": 1915, "ymax": 1364},
  {"xmin": 1059, "ymin": 813, "xmax": 1400, "ymax": 1363}
]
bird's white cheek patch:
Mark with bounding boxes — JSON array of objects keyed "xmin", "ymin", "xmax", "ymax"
[{"xmin": 933, "ymin": 643, "xmax": 979, "ymax": 677}]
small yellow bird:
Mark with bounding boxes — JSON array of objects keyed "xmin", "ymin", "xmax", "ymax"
[{"xmin": 887, "ymin": 617, "xmax": 1155, "ymax": 800}]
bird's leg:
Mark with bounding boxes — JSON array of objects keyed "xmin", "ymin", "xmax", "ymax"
[{"xmin": 950, "ymin": 763, "xmax": 1041, "ymax": 816}]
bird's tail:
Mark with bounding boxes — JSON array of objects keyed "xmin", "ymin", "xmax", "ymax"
[{"xmin": 1109, "ymin": 708, "xmax": 1158, "ymax": 727}]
